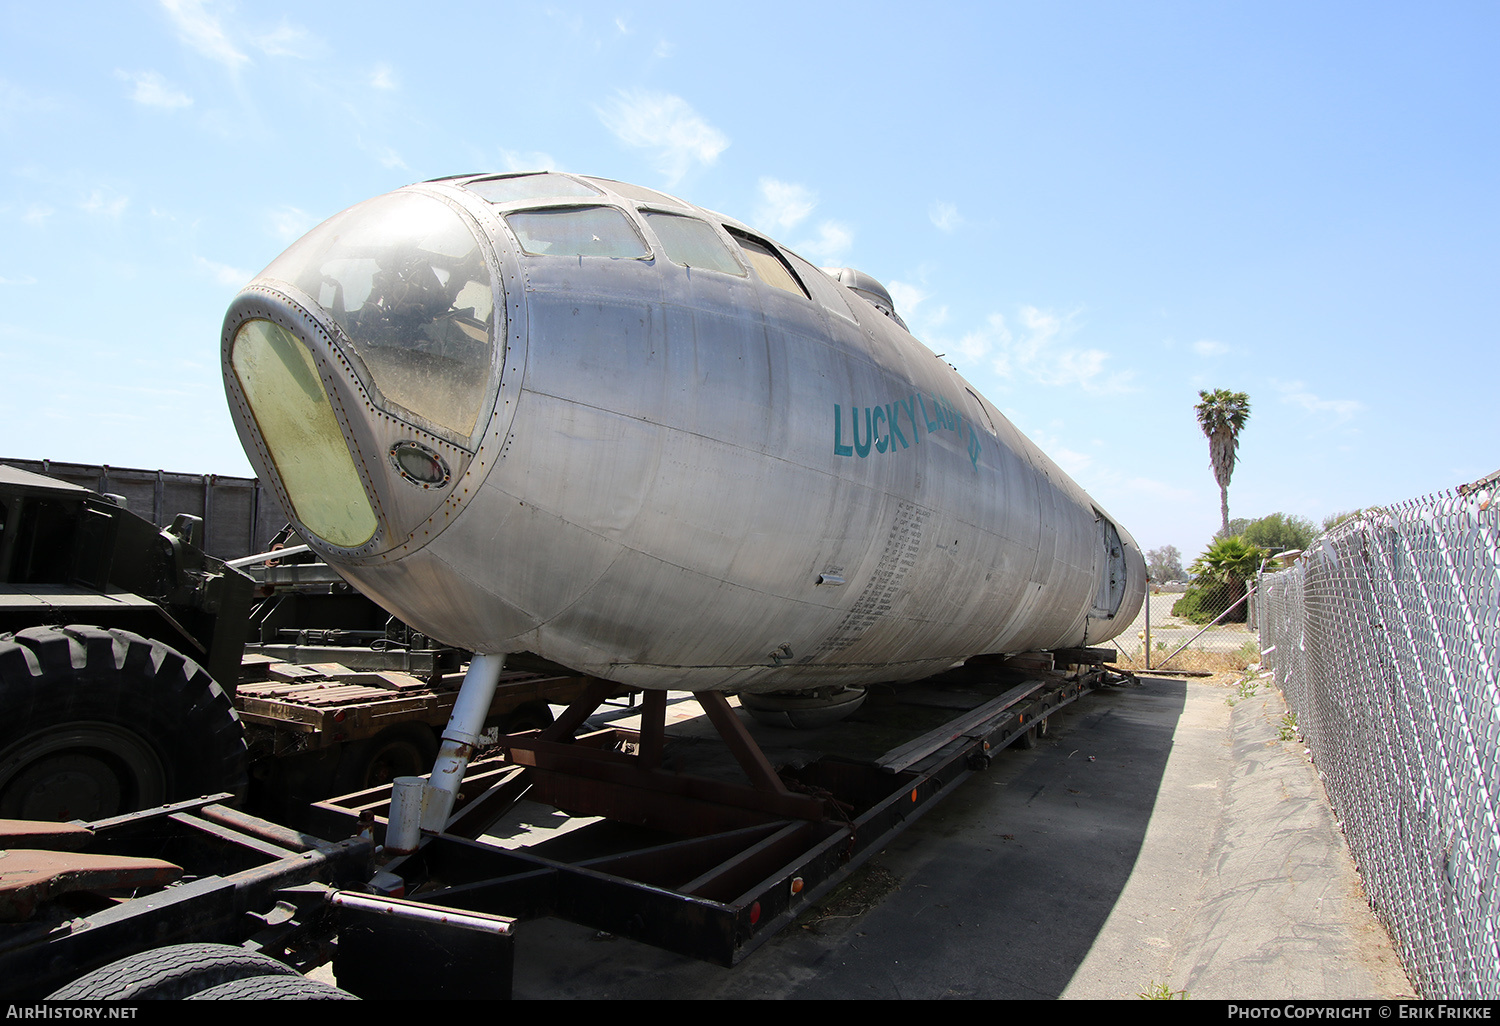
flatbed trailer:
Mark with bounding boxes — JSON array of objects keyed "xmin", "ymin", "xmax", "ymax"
[{"xmin": 0, "ymin": 656, "xmax": 1130, "ymax": 999}]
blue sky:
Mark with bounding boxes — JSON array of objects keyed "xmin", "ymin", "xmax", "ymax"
[{"xmin": 1, "ymin": 1, "xmax": 1495, "ymax": 560}]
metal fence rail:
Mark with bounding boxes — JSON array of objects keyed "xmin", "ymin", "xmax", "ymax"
[{"xmin": 1258, "ymin": 472, "xmax": 1500, "ymax": 999}]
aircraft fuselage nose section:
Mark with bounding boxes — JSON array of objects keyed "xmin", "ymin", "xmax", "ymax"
[{"xmin": 223, "ymin": 187, "xmax": 508, "ymax": 561}]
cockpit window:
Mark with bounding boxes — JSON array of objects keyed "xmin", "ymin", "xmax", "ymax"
[
  {"xmin": 259, "ymin": 191, "xmax": 496, "ymax": 441},
  {"xmin": 726, "ymin": 229, "xmax": 809, "ymax": 299},
  {"xmin": 505, "ymin": 207, "xmax": 649, "ymax": 259},
  {"xmin": 464, "ymin": 173, "xmax": 600, "ymax": 205},
  {"xmin": 585, "ymin": 178, "xmax": 685, "ymax": 207},
  {"xmin": 643, "ymin": 212, "xmax": 745, "ymax": 276}
]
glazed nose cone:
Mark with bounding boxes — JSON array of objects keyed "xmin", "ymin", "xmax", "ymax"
[{"xmin": 224, "ymin": 189, "xmax": 500, "ymax": 553}]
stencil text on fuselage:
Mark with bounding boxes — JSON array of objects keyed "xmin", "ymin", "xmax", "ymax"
[{"xmin": 833, "ymin": 394, "xmax": 981, "ymax": 469}]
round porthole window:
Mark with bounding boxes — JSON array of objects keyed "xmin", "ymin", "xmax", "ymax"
[{"xmin": 389, "ymin": 440, "xmax": 451, "ymax": 487}]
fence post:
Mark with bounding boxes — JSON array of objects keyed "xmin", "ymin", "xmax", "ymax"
[{"xmin": 1145, "ymin": 585, "xmax": 1151, "ymax": 670}]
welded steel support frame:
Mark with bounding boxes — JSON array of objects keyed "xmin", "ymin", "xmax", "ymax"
[
  {"xmin": 312, "ymin": 668, "xmax": 1119, "ymax": 967},
  {"xmin": 0, "ymin": 796, "xmax": 374, "ymax": 1001}
]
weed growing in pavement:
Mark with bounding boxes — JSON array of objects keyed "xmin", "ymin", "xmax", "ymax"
[
  {"xmin": 1138, "ymin": 980, "xmax": 1189, "ymax": 1000},
  {"xmin": 1226, "ymin": 672, "xmax": 1261, "ymax": 707},
  {"xmin": 1279, "ymin": 712, "xmax": 1300, "ymax": 742}
]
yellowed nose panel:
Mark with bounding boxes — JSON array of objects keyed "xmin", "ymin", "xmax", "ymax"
[{"xmin": 231, "ymin": 318, "xmax": 377, "ymax": 548}]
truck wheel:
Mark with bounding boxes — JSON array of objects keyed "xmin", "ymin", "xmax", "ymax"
[
  {"xmin": 0, "ymin": 626, "xmax": 247, "ymax": 821},
  {"xmin": 332, "ymin": 722, "xmax": 438, "ymax": 795},
  {"xmin": 189, "ymin": 974, "xmax": 357, "ymax": 999},
  {"xmin": 47, "ymin": 943, "xmax": 299, "ymax": 1000},
  {"xmin": 499, "ymin": 700, "xmax": 555, "ymax": 735},
  {"xmin": 1015, "ymin": 715, "xmax": 1051, "ymax": 750}
]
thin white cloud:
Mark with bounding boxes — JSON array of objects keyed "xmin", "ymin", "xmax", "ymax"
[
  {"xmin": 887, "ymin": 276, "xmax": 948, "ymax": 337},
  {"xmin": 929, "ymin": 201, "xmax": 961, "ymax": 232},
  {"xmin": 942, "ymin": 306, "xmax": 1132, "ymax": 394},
  {"xmin": 756, "ymin": 178, "xmax": 816, "ymax": 233},
  {"xmin": 1273, "ymin": 379, "xmax": 1363, "ymax": 423},
  {"xmin": 886, "ymin": 281, "xmax": 929, "ymax": 318},
  {"xmin": 1026, "ymin": 428, "xmax": 1196, "ymax": 501},
  {"xmin": 792, "ymin": 221, "xmax": 853, "ymax": 265},
  {"xmin": 117, "ymin": 70, "xmax": 192, "ymax": 109},
  {"xmin": 253, "ymin": 21, "xmax": 316, "ymax": 58},
  {"xmin": 195, "ymin": 255, "xmax": 248, "ymax": 286},
  {"xmin": 1193, "ymin": 339, "xmax": 1229, "ymax": 356},
  {"xmin": 654, "ymin": 40, "xmax": 673, "ymax": 59},
  {"xmin": 355, "ymin": 137, "xmax": 408, "ymax": 170},
  {"xmin": 1029, "ymin": 428, "xmax": 1095, "ymax": 479},
  {"xmin": 0, "ymin": 275, "xmax": 38, "ymax": 285},
  {"xmin": 752, "ymin": 178, "xmax": 850, "ymax": 262},
  {"xmin": 80, "ymin": 189, "xmax": 129, "ymax": 218},
  {"xmin": 267, "ymin": 205, "xmax": 312, "ymax": 242},
  {"xmin": 501, "ymin": 149, "xmax": 558, "ymax": 172},
  {"xmin": 597, "ymin": 89, "xmax": 728, "ymax": 185},
  {"xmin": 21, "ymin": 204, "xmax": 54, "ymax": 226},
  {"xmin": 370, "ymin": 64, "xmax": 397, "ymax": 90},
  {"xmin": 615, "ymin": 17, "xmax": 631, "ymax": 33},
  {"xmin": 160, "ymin": 0, "xmax": 250, "ymax": 69}
]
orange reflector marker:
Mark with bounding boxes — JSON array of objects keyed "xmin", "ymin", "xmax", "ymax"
[
  {"xmin": 790, "ymin": 877, "xmax": 804, "ymax": 896},
  {"xmin": 910, "ymin": 788, "xmax": 919, "ymax": 802},
  {"xmin": 749, "ymin": 901, "xmax": 761, "ymax": 925}
]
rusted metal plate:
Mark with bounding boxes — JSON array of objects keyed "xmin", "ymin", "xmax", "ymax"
[
  {"xmin": 0, "ymin": 849, "xmax": 181, "ymax": 922},
  {"xmin": 235, "ymin": 670, "xmax": 606, "ymax": 742},
  {"xmin": 0, "ymin": 820, "xmax": 94, "ymax": 851}
]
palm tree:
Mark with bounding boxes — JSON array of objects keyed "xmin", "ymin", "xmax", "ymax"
[
  {"xmin": 1187, "ymin": 536, "xmax": 1266, "ymax": 622},
  {"xmin": 1195, "ymin": 389, "xmax": 1251, "ymax": 537}
]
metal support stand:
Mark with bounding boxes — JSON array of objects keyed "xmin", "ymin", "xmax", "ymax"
[{"xmin": 421, "ymin": 653, "xmax": 506, "ymax": 833}]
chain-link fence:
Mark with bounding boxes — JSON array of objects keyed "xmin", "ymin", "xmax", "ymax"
[
  {"xmin": 1109, "ymin": 578, "xmax": 1263, "ymax": 673},
  {"xmin": 1257, "ymin": 472, "xmax": 1500, "ymax": 999}
]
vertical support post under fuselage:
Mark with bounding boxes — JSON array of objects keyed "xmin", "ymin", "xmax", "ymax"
[{"xmin": 420, "ymin": 653, "xmax": 506, "ymax": 834}]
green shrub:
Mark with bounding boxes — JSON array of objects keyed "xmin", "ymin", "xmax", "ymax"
[{"xmin": 1171, "ymin": 585, "xmax": 1241, "ymax": 624}]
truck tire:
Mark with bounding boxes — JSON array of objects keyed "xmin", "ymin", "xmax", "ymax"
[
  {"xmin": 188, "ymin": 974, "xmax": 357, "ymax": 999},
  {"xmin": 1015, "ymin": 715, "xmax": 1051, "ymax": 750},
  {"xmin": 499, "ymin": 700, "xmax": 555, "ymax": 734},
  {"xmin": 47, "ymin": 943, "xmax": 299, "ymax": 1000},
  {"xmin": 331, "ymin": 722, "xmax": 438, "ymax": 795},
  {"xmin": 0, "ymin": 626, "xmax": 247, "ymax": 821}
]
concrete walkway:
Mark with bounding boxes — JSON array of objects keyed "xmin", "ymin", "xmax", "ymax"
[{"xmin": 502, "ymin": 675, "xmax": 1414, "ymax": 999}]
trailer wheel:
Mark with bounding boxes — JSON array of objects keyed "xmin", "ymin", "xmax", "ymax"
[
  {"xmin": 1015, "ymin": 715, "xmax": 1051, "ymax": 750},
  {"xmin": 499, "ymin": 700, "xmax": 555, "ymax": 735},
  {"xmin": 332, "ymin": 722, "xmax": 438, "ymax": 794},
  {"xmin": 46, "ymin": 943, "xmax": 299, "ymax": 1000},
  {"xmin": 188, "ymin": 974, "xmax": 357, "ymax": 1000},
  {"xmin": 0, "ymin": 626, "xmax": 247, "ymax": 821}
]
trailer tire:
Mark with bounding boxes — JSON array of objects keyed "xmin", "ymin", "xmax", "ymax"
[
  {"xmin": 332, "ymin": 722, "xmax": 438, "ymax": 794},
  {"xmin": 499, "ymin": 700, "xmax": 555, "ymax": 735},
  {"xmin": 188, "ymin": 974, "xmax": 358, "ymax": 1000},
  {"xmin": 0, "ymin": 626, "xmax": 247, "ymax": 822},
  {"xmin": 1015, "ymin": 715, "xmax": 1051, "ymax": 750},
  {"xmin": 47, "ymin": 943, "xmax": 299, "ymax": 1000}
]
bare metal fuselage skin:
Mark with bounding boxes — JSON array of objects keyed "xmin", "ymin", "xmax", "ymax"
[{"xmin": 221, "ymin": 173, "xmax": 1144, "ymax": 693}]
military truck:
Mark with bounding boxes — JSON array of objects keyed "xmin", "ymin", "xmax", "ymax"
[
  {"xmin": 0, "ymin": 462, "xmax": 609, "ymax": 823},
  {"xmin": 0, "ymin": 463, "xmax": 252, "ymax": 820}
]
